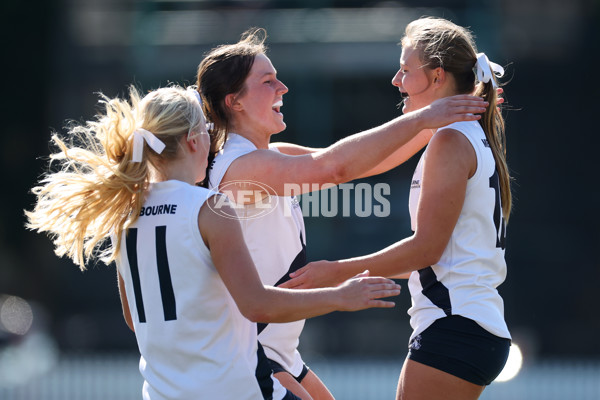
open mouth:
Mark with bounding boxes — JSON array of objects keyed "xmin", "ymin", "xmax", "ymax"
[
  {"xmin": 272, "ymin": 100, "xmax": 283, "ymax": 114},
  {"xmin": 399, "ymin": 92, "xmax": 409, "ymax": 107}
]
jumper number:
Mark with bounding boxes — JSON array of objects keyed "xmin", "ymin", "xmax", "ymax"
[
  {"xmin": 489, "ymin": 170, "xmax": 506, "ymax": 250},
  {"xmin": 125, "ymin": 226, "xmax": 177, "ymax": 323}
]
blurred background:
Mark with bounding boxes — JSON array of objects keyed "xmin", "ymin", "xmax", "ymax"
[{"xmin": 1, "ymin": 0, "xmax": 599, "ymax": 398}]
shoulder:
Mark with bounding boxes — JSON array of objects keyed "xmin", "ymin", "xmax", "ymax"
[
  {"xmin": 220, "ymin": 143, "xmax": 292, "ymax": 183},
  {"xmin": 430, "ymin": 127, "xmax": 473, "ymax": 151},
  {"xmin": 214, "ymin": 134, "xmax": 262, "ymax": 165},
  {"xmin": 198, "ymin": 193, "xmax": 242, "ymax": 248},
  {"xmin": 441, "ymin": 120, "xmax": 479, "ymax": 135},
  {"xmin": 427, "ymin": 127, "xmax": 477, "ymax": 177}
]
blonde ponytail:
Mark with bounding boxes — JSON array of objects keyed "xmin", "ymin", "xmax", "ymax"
[
  {"xmin": 26, "ymin": 85, "xmax": 207, "ymax": 269},
  {"xmin": 475, "ymin": 80, "xmax": 512, "ymax": 220}
]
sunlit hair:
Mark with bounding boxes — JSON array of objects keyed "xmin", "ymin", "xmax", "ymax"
[
  {"xmin": 402, "ymin": 17, "xmax": 512, "ymax": 219},
  {"xmin": 196, "ymin": 27, "xmax": 267, "ymax": 186},
  {"xmin": 25, "ymin": 85, "xmax": 207, "ymax": 270}
]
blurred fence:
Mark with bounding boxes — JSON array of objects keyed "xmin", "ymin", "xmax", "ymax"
[{"xmin": 1, "ymin": 352, "xmax": 599, "ymax": 400}]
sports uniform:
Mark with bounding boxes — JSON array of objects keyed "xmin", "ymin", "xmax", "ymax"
[
  {"xmin": 406, "ymin": 120, "xmax": 511, "ymax": 385},
  {"xmin": 208, "ymin": 133, "xmax": 308, "ymax": 380},
  {"xmin": 115, "ymin": 180, "xmax": 283, "ymax": 399}
]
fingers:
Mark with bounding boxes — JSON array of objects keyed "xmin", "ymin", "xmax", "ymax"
[
  {"xmin": 354, "ymin": 276, "xmax": 397, "ymax": 285},
  {"xmin": 365, "ymin": 283, "xmax": 402, "ymax": 308},
  {"xmin": 368, "ymin": 300, "xmax": 397, "ymax": 308},
  {"xmin": 447, "ymin": 98, "xmax": 487, "ymax": 117},
  {"xmin": 279, "ymin": 276, "xmax": 306, "ymax": 289},
  {"xmin": 364, "ymin": 282, "xmax": 401, "ymax": 298},
  {"xmin": 459, "ymin": 105, "xmax": 487, "ymax": 114},
  {"xmin": 447, "ymin": 95, "xmax": 487, "ymax": 107},
  {"xmin": 369, "ymin": 283, "xmax": 402, "ymax": 298},
  {"xmin": 278, "ymin": 280, "xmax": 294, "ymax": 289},
  {"xmin": 451, "ymin": 101, "xmax": 487, "ymax": 121},
  {"xmin": 351, "ymin": 269, "xmax": 370, "ymax": 279},
  {"xmin": 448, "ymin": 94, "xmax": 486, "ymax": 101},
  {"xmin": 288, "ymin": 266, "xmax": 307, "ymax": 278}
]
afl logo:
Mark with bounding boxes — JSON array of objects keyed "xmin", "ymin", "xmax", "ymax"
[{"xmin": 208, "ymin": 180, "xmax": 279, "ymax": 220}]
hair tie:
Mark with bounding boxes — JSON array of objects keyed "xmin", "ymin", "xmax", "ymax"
[
  {"xmin": 131, "ymin": 128, "xmax": 166, "ymax": 163},
  {"xmin": 475, "ymin": 53, "xmax": 504, "ymax": 88}
]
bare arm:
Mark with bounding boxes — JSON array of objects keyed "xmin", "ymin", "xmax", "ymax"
[
  {"xmin": 274, "ymin": 132, "xmax": 429, "ymax": 180},
  {"xmin": 199, "ymin": 195, "xmax": 401, "ymax": 323},
  {"xmin": 222, "ymin": 95, "xmax": 486, "ymax": 201},
  {"xmin": 357, "ymin": 129, "xmax": 433, "ymax": 178},
  {"xmin": 356, "ymin": 89, "xmax": 504, "ymax": 179},
  {"xmin": 117, "ymin": 270, "xmax": 135, "ymax": 332},
  {"xmin": 270, "ymin": 142, "xmax": 320, "ymax": 156},
  {"xmin": 281, "ymin": 128, "xmax": 476, "ymax": 288}
]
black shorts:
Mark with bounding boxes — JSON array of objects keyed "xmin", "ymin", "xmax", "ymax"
[
  {"xmin": 268, "ymin": 358, "xmax": 310, "ymax": 383},
  {"xmin": 407, "ymin": 315, "xmax": 511, "ymax": 386}
]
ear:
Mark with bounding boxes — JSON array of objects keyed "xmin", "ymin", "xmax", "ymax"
[
  {"xmin": 186, "ymin": 135, "xmax": 199, "ymax": 152},
  {"xmin": 432, "ymin": 67, "xmax": 445, "ymax": 86},
  {"xmin": 225, "ymin": 93, "xmax": 243, "ymax": 112}
]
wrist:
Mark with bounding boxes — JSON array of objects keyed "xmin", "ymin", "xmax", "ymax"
[
  {"xmin": 336, "ymin": 258, "xmax": 362, "ymax": 281},
  {"xmin": 403, "ymin": 107, "xmax": 428, "ymax": 132}
]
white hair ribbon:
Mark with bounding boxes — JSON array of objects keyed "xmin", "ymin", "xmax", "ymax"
[
  {"xmin": 131, "ymin": 128, "xmax": 166, "ymax": 163},
  {"xmin": 189, "ymin": 88, "xmax": 202, "ymax": 106},
  {"xmin": 475, "ymin": 53, "xmax": 504, "ymax": 89}
]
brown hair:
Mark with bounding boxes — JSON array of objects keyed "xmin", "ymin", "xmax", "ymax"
[
  {"xmin": 402, "ymin": 17, "xmax": 512, "ymax": 219},
  {"xmin": 195, "ymin": 27, "xmax": 267, "ymax": 186}
]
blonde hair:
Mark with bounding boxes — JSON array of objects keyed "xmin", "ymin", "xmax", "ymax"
[
  {"xmin": 403, "ymin": 17, "xmax": 512, "ymax": 219},
  {"xmin": 25, "ymin": 85, "xmax": 207, "ymax": 269}
]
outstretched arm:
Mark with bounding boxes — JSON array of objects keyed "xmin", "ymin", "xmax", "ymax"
[
  {"xmin": 199, "ymin": 195, "xmax": 402, "ymax": 323},
  {"xmin": 270, "ymin": 142, "xmax": 320, "ymax": 155},
  {"xmin": 357, "ymin": 89, "xmax": 505, "ymax": 179},
  {"xmin": 271, "ymin": 90, "xmax": 503, "ymax": 182},
  {"xmin": 281, "ymin": 128, "xmax": 476, "ymax": 288},
  {"xmin": 222, "ymin": 95, "xmax": 486, "ymax": 201},
  {"xmin": 273, "ymin": 131, "xmax": 431, "ymax": 179}
]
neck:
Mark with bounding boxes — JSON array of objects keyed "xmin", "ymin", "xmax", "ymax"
[
  {"xmin": 155, "ymin": 157, "xmax": 199, "ymax": 186},
  {"xmin": 230, "ymin": 129, "xmax": 271, "ymax": 150}
]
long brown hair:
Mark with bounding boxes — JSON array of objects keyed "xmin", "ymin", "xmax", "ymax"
[
  {"xmin": 195, "ymin": 27, "xmax": 267, "ymax": 186},
  {"xmin": 402, "ymin": 17, "xmax": 512, "ymax": 219}
]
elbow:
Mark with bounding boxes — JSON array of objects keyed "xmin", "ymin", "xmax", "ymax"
[
  {"xmin": 412, "ymin": 235, "xmax": 446, "ymax": 268},
  {"xmin": 421, "ymin": 250, "xmax": 443, "ymax": 267},
  {"xmin": 239, "ymin": 303, "xmax": 273, "ymax": 323},
  {"xmin": 320, "ymin": 161, "xmax": 349, "ymax": 185}
]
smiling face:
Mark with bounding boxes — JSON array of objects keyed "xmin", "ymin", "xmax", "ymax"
[
  {"xmin": 391, "ymin": 44, "xmax": 437, "ymax": 113},
  {"xmin": 228, "ymin": 53, "xmax": 289, "ymax": 141}
]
